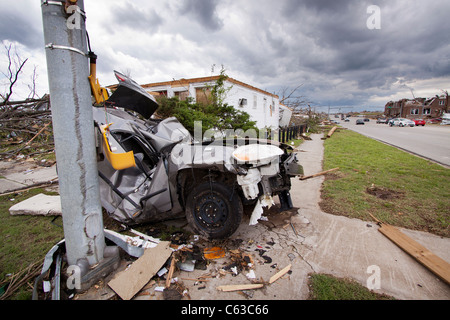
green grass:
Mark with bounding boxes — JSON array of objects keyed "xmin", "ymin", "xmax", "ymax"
[
  {"xmin": 308, "ymin": 273, "xmax": 395, "ymax": 300},
  {"xmin": 0, "ymin": 188, "xmax": 64, "ymax": 299},
  {"xmin": 321, "ymin": 129, "xmax": 450, "ymax": 237}
]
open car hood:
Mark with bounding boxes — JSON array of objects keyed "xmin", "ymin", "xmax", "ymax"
[{"xmin": 107, "ymin": 70, "xmax": 158, "ymax": 119}]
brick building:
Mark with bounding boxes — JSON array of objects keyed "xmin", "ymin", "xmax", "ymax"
[{"xmin": 385, "ymin": 94, "xmax": 449, "ymax": 119}]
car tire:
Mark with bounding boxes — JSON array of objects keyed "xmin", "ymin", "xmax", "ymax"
[{"xmin": 185, "ymin": 181, "xmax": 243, "ymax": 239}]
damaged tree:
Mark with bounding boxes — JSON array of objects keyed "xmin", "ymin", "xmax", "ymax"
[{"xmin": 0, "ymin": 43, "xmax": 53, "ymax": 160}]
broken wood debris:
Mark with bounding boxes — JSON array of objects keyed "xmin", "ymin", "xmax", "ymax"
[
  {"xmin": 269, "ymin": 264, "xmax": 292, "ymax": 284},
  {"xmin": 165, "ymin": 256, "xmax": 177, "ymax": 289},
  {"xmin": 0, "ymin": 95, "xmax": 53, "ymax": 161},
  {"xmin": 327, "ymin": 126, "xmax": 338, "ymax": 138},
  {"xmin": 217, "ymin": 283, "xmax": 264, "ymax": 292},
  {"xmin": 370, "ymin": 214, "xmax": 450, "ymax": 286},
  {"xmin": 107, "ymin": 241, "xmax": 172, "ymax": 300},
  {"xmin": 215, "ymin": 263, "xmax": 292, "ymax": 292},
  {"xmin": 300, "ymin": 167, "xmax": 339, "ymax": 180}
]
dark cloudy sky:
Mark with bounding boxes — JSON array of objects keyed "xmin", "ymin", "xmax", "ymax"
[{"xmin": 1, "ymin": 0, "xmax": 449, "ymax": 112}]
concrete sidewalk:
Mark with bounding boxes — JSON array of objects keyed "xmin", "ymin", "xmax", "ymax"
[
  {"xmin": 0, "ymin": 160, "xmax": 58, "ymax": 194},
  {"xmin": 289, "ymin": 133, "xmax": 450, "ymax": 299}
]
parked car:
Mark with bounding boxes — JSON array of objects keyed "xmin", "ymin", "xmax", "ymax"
[
  {"xmin": 412, "ymin": 119, "xmax": 425, "ymax": 126},
  {"xmin": 389, "ymin": 118, "xmax": 415, "ymax": 127},
  {"xmin": 92, "ymin": 71, "xmax": 303, "ymax": 239},
  {"xmin": 429, "ymin": 118, "xmax": 442, "ymax": 124},
  {"xmin": 363, "ymin": 118, "xmax": 370, "ymax": 122},
  {"xmin": 344, "ymin": 118, "xmax": 350, "ymax": 122},
  {"xmin": 376, "ymin": 118, "xmax": 387, "ymax": 124},
  {"xmin": 441, "ymin": 113, "xmax": 450, "ymax": 125},
  {"xmin": 356, "ymin": 119, "xmax": 365, "ymax": 125}
]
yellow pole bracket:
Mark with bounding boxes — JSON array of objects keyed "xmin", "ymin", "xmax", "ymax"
[{"xmin": 99, "ymin": 123, "xmax": 136, "ymax": 170}]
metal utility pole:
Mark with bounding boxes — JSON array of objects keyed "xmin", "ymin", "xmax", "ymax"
[{"xmin": 41, "ymin": 0, "xmax": 118, "ymax": 289}]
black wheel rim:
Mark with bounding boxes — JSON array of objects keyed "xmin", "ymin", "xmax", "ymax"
[{"xmin": 194, "ymin": 192, "xmax": 229, "ymax": 231}]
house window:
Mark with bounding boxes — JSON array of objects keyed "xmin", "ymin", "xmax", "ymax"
[
  {"xmin": 253, "ymin": 95, "xmax": 257, "ymax": 109},
  {"xmin": 423, "ymin": 108, "xmax": 431, "ymax": 115},
  {"xmin": 410, "ymin": 109, "xmax": 419, "ymax": 115},
  {"xmin": 239, "ymin": 98, "xmax": 247, "ymax": 108},
  {"xmin": 439, "ymin": 100, "xmax": 445, "ymax": 105},
  {"xmin": 196, "ymin": 87, "xmax": 211, "ymax": 105},
  {"xmin": 174, "ymin": 90, "xmax": 189, "ymax": 101}
]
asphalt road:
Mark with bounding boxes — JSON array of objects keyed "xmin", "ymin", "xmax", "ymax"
[{"xmin": 337, "ymin": 117, "xmax": 450, "ymax": 167}]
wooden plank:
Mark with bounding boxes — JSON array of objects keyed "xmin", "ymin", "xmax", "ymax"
[
  {"xmin": 217, "ymin": 283, "xmax": 264, "ymax": 292},
  {"xmin": 378, "ymin": 223, "xmax": 450, "ymax": 286},
  {"xmin": 269, "ymin": 264, "xmax": 292, "ymax": 284},
  {"xmin": 165, "ymin": 256, "xmax": 176, "ymax": 288},
  {"xmin": 300, "ymin": 167, "xmax": 339, "ymax": 180},
  {"xmin": 108, "ymin": 241, "xmax": 172, "ymax": 300}
]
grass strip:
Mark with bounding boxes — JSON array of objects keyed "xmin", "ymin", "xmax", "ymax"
[{"xmin": 321, "ymin": 129, "xmax": 450, "ymax": 237}]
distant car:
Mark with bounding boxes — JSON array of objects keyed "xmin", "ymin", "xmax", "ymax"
[
  {"xmin": 376, "ymin": 118, "xmax": 387, "ymax": 124},
  {"xmin": 344, "ymin": 118, "xmax": 350, "ymax": 122},
  {"xmin": 356, "ymin": 119, "xmax": 365, "ymax": 125},
  {"xmin": 429, "ymin": 118, "xmax": 442, "ymax": 124},
  {"xmin": 363, "ymin": 118, "xmax": 370, "ymax": 122},
  {"xmin": 389, "ymin": 118, "xmax": 415, "ymax": 127},
  {"xmin": 412, "ymin": 119, "xmax": 425, "ymax": 126}
]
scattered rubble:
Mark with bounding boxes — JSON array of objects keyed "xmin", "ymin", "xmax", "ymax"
[{"xmin": 31, "ymin": 210, "xmax": 303, "ymax": 301}]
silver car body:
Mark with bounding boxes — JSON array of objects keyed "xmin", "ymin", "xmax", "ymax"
[{"xmin": 92, "ymin": 72, "xmax": 303, "ymax": 238}]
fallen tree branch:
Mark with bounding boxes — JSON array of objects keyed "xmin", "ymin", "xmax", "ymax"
[
  {"xmin": 0, "ymin": 261, "xmax": 43, "ymax": 300},
  {"xmin": 327, "ymin": 126, "xmax": 338, "ymax": 138},
  {"xmin": 13, "ymin": 122, "xmax": 51, "ymax": 155}
]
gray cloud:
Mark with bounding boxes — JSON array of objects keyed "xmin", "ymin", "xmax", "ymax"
[
  {"xmin": 108, "ymin": 2, "xmax": 163, "ymax": 34},
  {"xmin": 0, "ymin": 11, "xmax": 43, "ymax": 49},
  {"xmin": 2, "ymin": 0, "xmax": 449, "ymax": 110},
  {"xmin": 177, "ymin": 0, "xmax": 223, "ymax": 31}
]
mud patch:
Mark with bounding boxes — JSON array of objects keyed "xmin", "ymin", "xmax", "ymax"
[{"xmin": 366, "ymin": 186, "xmax": 404, "ymax": 200}]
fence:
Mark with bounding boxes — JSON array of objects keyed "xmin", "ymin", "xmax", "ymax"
[{"xmin": 278, "ymin": 124, "xmax": 307, "ymax": 143}]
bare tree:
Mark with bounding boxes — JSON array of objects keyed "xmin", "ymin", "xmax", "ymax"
[
  {"xmin": 277, "ymin": 84, "xmax": 311, "ymax": 112},
  {"xmin": 1, "ymin": 43, "xmax": 28, "ymax": 106},
  {"xmin": 0, "ymin": 44, "xmax": 52, "ymax": 160}
]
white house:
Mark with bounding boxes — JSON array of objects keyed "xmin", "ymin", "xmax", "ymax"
[{"xmin": 141, "ymin": 76, "xmax": 280, "ymax": 130}]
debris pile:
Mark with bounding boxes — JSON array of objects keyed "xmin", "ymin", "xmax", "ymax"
[
  {"xmin": 32, "ymin": 221, "xmax": 297, "ymax": 300},
  {"xmin": 0, "ymin": 95, "xmax": 54, "ymax": 161}
]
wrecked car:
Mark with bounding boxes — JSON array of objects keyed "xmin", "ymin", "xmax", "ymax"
[{"xmin": 93, "ymin": 71, "xmax": 303, "ymax": 239}]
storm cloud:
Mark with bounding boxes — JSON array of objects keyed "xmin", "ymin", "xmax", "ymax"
[{"xmin": 1, "ymin": 0, "xmax": 449, "ymax": 110}]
